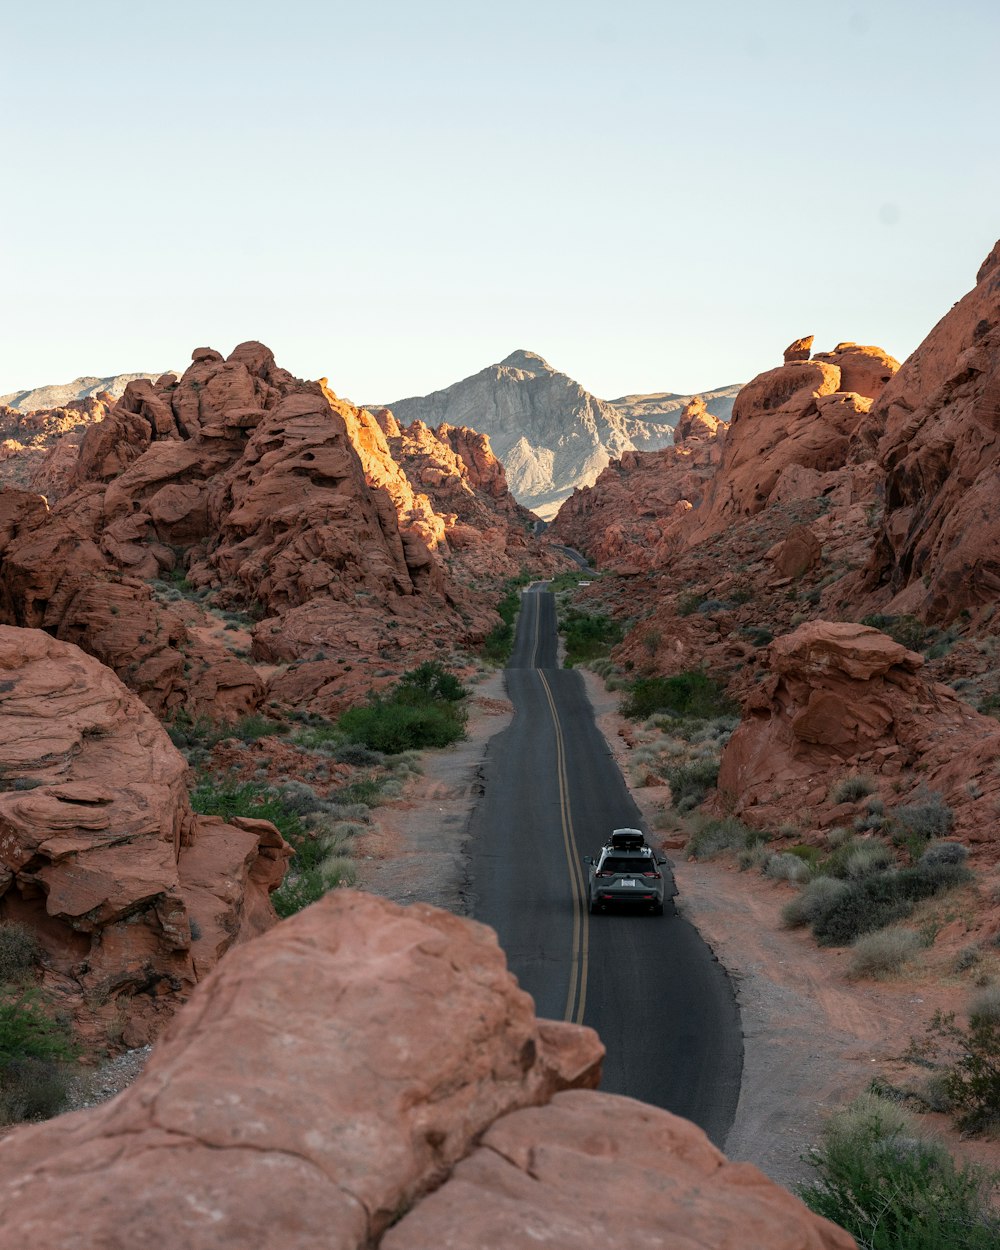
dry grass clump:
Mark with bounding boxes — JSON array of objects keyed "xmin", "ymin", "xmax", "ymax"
[{"xmin": 848, "ymin": 926, "xmax": 923, "ymax": 980}]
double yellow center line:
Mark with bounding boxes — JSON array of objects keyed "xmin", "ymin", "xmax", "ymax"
[{"xmin": 525, "ymin": 588, "xmax": 589, "ymax": 1026}]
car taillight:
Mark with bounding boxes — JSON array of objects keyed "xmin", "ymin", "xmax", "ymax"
[
  {"xmin": 643, "ymin": 871, "xmax": 661, "ymax": 878},
  {"xmin": 596, "ymin": 871, "xmax": 612, "ymax": 877}
]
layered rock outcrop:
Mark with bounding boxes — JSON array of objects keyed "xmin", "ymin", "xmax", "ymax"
[
  {"xmin": 717, "ymin": 621, "xmax": 1000, "ymax": 849},
  {"xmin": 387, "ymin": 350, "xmax": 682, "ymax": 519},
  {"xmin": 860, "ymin": 239, "xmax": 1000, "ymax": 624},
  {"xmin": 0, "ymin": 626, "xmax": 289, "ymax": 1044},
  {"xmin": 549, "ymin": 396, "xmax": 727, "ymax": 570},
  {"xmin": 0, "ymin": 889, "xmax": 853, "ymax": 1250}
]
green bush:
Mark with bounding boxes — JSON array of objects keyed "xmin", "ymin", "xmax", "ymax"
[
  {"xmin": 810, "ymin": 862, "xmax": 971, "ymax": 946},
  {"xmin": 781, "ymin": 876, "xmax": 850, "ymax": 928},
  {"xmin": 337, "ymin": 664, "xmax": 468, "ymax": 754},
  {"xmin": 621, "ymin": 670, "xmax": 737, "ymax": 721},
  {"xmin": 666, "ymin": 757, "xmax": 720, "ymax": 811},
  {"xmin": 559, "ymin": 609, "xmax": 623, "ymax": 667},
  {"xmin": 338, "ymin": 699, "xmax": 466, "ymax": 753},
  {"xmin": 0, "ymin": 986, "xmax": 76, "ymax": 1125},
  {"xmin": 0, "ymin": 923, "xmax": 41, "ymax": 984},
  {"xmin": 911, "ymin": 999, "xmax": 1000, "ymax": 1135},
  {"xmin": 798, "ymin": 1094, "xmax": 999, "ymax": 1249}
]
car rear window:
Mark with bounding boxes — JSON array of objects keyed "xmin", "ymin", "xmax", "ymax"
[{"xmin": 601, "ymin": 857, "xmax": 655, "ymax": 874}]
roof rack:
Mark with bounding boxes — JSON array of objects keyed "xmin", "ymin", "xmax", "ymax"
[{"xmin": 605, "ymin": 828, "xmax": 647, "ymax": 851}]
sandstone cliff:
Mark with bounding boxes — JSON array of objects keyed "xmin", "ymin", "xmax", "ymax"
[
  {"xmin": 0, "ymin": 889, "xmax": 854, "ymax": 1250},
  {"xmin": 387, "ymin": 350, "xmax": 681, "ymax": 519}
]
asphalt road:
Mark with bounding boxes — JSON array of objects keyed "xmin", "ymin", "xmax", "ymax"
[{"xmin": 468, "ymin": 585, "xmax": 742, "ymax": 1146}]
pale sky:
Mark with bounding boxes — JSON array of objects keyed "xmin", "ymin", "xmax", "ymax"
[{"xmin": 2, "ymin": 0, "xmax": 998, "ymax": 405}]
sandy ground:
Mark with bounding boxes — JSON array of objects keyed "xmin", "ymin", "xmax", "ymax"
[{"xmin": 363, "ymin": 664, "xmax": 1000, "ymax": 1190}]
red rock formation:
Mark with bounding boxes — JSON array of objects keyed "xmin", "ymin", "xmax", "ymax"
[
  {"xmin": 717, "ymin": 621, "xmax": 1000, "ymax": 850},
  {"xmin": 549, "ymin": 400, "xmax": 727, "ymax": 570},
  {"xmin": 0, "ymin": 626, "xmax": 289, "ymax": 1045},
  {"xmin": 0, "ymin": 343, "xmax": 550, "ymax": 719},
  {"xmin": 0, "ymin": 890, "xmax": 853, "ymax": 1250},
  {"xmin": 858, "ymin": 239, "xmax": 1000, "ymax": 624},
  {"xmin": 0, "ymin": 394, "xmax": 114, "ymax": 499},
  {"xmin": 783, "ymin": 335, "xmax": 814, "ymax": 363},
  {"xmin": 688, "ymin": 341, "xmax": 899, "ymax": 543}
]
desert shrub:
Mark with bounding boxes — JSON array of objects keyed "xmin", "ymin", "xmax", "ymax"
[
  {"xmin": 621, "ymin": 670, "xmax": 737, "ymax": 721},
  {"xmin": 481, "ymin": 579, "xmax": 527, "ymax": 663},
  {"xmin": 797, "ymin": 1094, "xmax": 999, "ymax": 1249},
  {"xmin": 190, "ymin": 780, "xmax": 307, "ymax": 841},
  {"xmin": 0, "ymin": 987, "xmax": 76, "ymax": 1125},
  {"xmin": 811, "ymin": 862, "xmax": 971, "ymax": 946},
  {"xmin": 893, "ymin": 792, "xmax": 954, "ymax": 843},
  {"xmin": 910, "ymin": 999, "xmax": 1000, "ymax": 1135},
  {"xmin": 969, "ymin": 985, "xmax": 1000, "ymax": 1025},
  {"xmin": 781, "ymin": 876, "xmax": 851, "ymax": 928},
  {"xmin": 686, "ymin": 817, "xmax": 760, "ymax": 861},
  {"xmin": 860, "ymin": 613, "xmax": 928, "ymax": 652},
  {"xmin": 677, "ymin": 591, "xmax": 707, "ymax": 616},
  {"xmin": 786, "ymin": 844, "xmax": 823, "ymax": 869},
  {"xmin": 954, "ymin": 945, "xmax": 981, "ymax": 972},
  {"xmin": 331, "ymin": 743, "xmax": 383, "ymax": 768},
  {"xmin": 559, "ymin": 609, "xmax": 623, "ymax": 667},
  {"xmin": 666, "ymin": 757, "xmax": 720, "ymax": 811},
  {"xmin": 918, "ymin": 840, "xmax": 968, "ymax": 869},
  {"xmin": 763, "ymin": 853, "xmax": 810, "ymax": 883},
  {"xmin": 0, "ymin": 923, "xmax": 41, "ymax": 984},
  {"xmin": 737, "ymin": 842, "xmax": 771, "ymax": 872},
  {"xmin": 0, "ymin": 1056, "xmax": 71, "ymax": 1124},
  {"xmin": 830, "ymin": 774, "xmax": 877, "ymax": 804},
  {"xmin": 843, "ymin": 842, "xmax": 895, "ymax": 879},
  {"xmin": 848, "ymin": 927, "xmax": 923, "ymax": 980}
]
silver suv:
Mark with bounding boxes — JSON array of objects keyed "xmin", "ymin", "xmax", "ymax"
[{"xmin": 584, "ymin": 828, "xmax": 668, "ymax": 916}]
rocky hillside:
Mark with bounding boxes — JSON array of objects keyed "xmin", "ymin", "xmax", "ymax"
[
  {"xmin": 0, "ymin": 889, "xmax": 853, "ymax": 1250},
  {"xmin": 0, "ymin": 372, "xmax": 163, "ymax": 412},
  {"xmin": 387, "ymin": 350, "xmax": 684, "ymax": 519},
  {"xmin": 0, "ymin": 393, "xmax": 116, "ymax": 498},
  {"xmin": 557, "ymin": 239, "xmax": 1000, "ymax": 862},
  {"xmin": 0, "ymin": 343, "xmax": 567, "ymax": 721}
]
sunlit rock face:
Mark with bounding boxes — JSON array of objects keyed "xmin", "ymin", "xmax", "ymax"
[{"xmin": 860, "ymin": 239, "xmax": 1000, "ymax": 625}]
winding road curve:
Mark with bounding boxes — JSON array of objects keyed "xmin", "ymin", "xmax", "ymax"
[{"xmin": 469, "ymin": 585, "xmax": 743, "ymax": 1146}]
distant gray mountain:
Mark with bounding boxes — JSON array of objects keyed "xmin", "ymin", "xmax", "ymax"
[
  {"xmin": 0, "ymin": 372, "xmax": 165, "ymax": 413},
  {"xmin": 609, "ymin": 384, "xmax": 742, "ymax": 427},
  {"xmin": 386, "ymin": 350, "xmax": 719, "ymax": 519}
]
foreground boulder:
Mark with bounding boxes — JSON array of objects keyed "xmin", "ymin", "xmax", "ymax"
[
  {"xmin": 0, "ymin": 890, "xmax": 853, "ymax": 1249},
  {"xmin": 0, "ymin": 626, "xmax": 288, "ymax": 1044}
]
